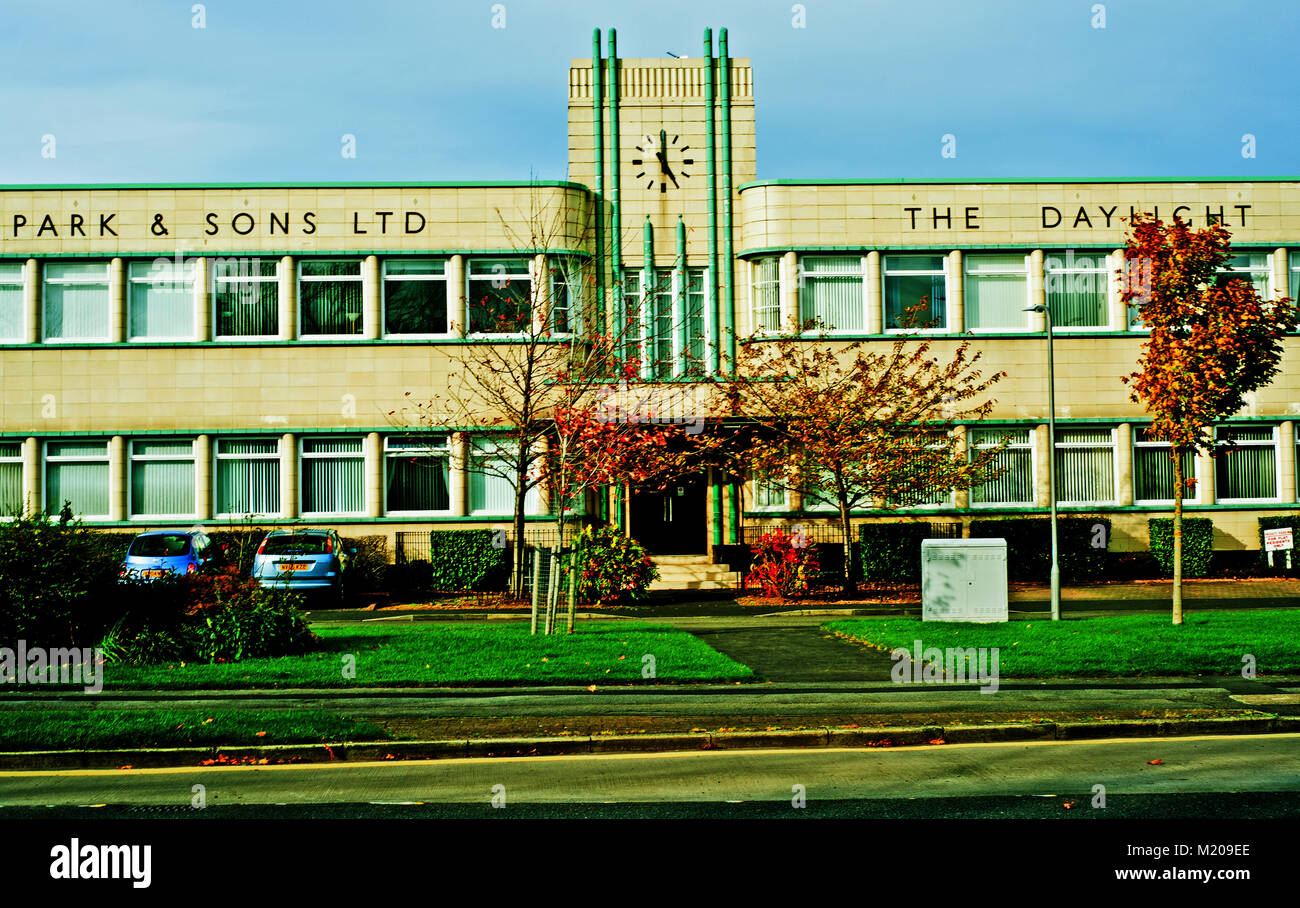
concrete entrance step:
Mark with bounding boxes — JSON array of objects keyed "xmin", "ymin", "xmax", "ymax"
[{"xmin": 649, "ymin": 554, "xmax": 742, "ymax": 591}]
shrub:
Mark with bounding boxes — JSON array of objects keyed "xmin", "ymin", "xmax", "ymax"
[
  {"xmin": 0, "ymin": 510, "xmax": 125, "ymax": 646},
  {"xmin": 100, "ymin": 566, "xmax": 315, "ymax": 664},
  {"xmin": 969, "ymin": 517, "xmax": 1111, "ymax": 582},
  {"xmin": 745, "ymin": 529, "xmax": 820, "ymax": 598},
  {"xmin": 1148, "ymin": 518, "xmax": 1214, "ymax": 578},
  {"xmin": 207, "ymin": 528, "xmax": 275, "ymax": 577},
  {"xmin": 426, "ymin": 530, "xmax": 510, "ymax": 591},
  {"xmin": 858, "ymin": 523, "xmax": 932, "ymax": 584},
  {"xmin": 341, "ymin": 534, "xmax": 389, "ymax": 595},
  {"xmin": 574, "ymin": 525, "xmax": 658, "ymax": 606}
]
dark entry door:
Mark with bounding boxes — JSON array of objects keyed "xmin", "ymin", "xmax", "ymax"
[{"xmin": 630, "ymin": 475, "xmax": 707, "ymax": 555}]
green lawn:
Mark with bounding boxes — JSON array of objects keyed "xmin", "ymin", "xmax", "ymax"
[
  {"xmin": 0, "ymin": 709, "xmax": 386, "ymax": 751},
  {"xmin": 825, "ymin": 611, "xmax": 1300, "ymax": 677},
  {"xmin": 93, "ymin": 621, "xmax": 753, "ymax": 689}
]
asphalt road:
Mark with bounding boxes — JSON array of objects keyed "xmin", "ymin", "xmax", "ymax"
[{"xmin": 3, "ymin": 733, "xmax": 1296, "ymax": 817}]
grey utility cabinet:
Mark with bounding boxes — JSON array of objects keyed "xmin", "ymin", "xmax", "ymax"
[{"xmin": 920, "ymin": 538, "xmax": 1008, "ymax": 623}]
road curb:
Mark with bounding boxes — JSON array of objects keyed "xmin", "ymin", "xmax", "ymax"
[{"xmin": 0, "ymin": 715, "xmax": 1295, "ymax": 771}]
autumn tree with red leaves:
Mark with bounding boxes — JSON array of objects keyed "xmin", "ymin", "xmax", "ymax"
[
  {"xmin": 726, "ymin": 318, "xmax": 1008, "ymax": 594},
  {"xmin": 1120, "ymin": 213, "xmax": 1296, "ymax": 625}
]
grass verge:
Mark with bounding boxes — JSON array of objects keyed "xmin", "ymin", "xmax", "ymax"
[
  {"xmin": 0, "ymin": 709, "xmax": 387, "ymax": 750},
  {"xmin": 824, "ymin": 611, "xmax": 1300, "ymax": 677},
  {"xmin": 90, "ymin": 621, "xmax": 752, "ymax": 689}
]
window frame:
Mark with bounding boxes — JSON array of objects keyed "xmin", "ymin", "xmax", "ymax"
[
  {"xmin": 128, "ymin": 438, "xmax": 197, "ymax": 519},
  {"xmin": 1044, "ymin": 249, "xmax": 1111, "ymax": 332},
  {"xmin": 213, "ymin": 437, "xmax": 282, "ymax": 518},
  {"xmin": 43, "ymin": 440, "xmax": 111, "ymax": 520},
  {"xmin": 797, "ymin": 254, "xmax": 867, "ymax": 334},
  {"xmin": 126, "ymin": 258, "xmax": 197, "ymax": 342},
  {"xmin": 212, "ymin": 256, "xmax": 280, "ymax": 340},
  {"xmin": 1053, "ymin": 426, "xmax": 1118, "ymax": 506},
  {"xmin": 1131, "ymin": 428, "xmax": 1201, "ymax": 506},
  {"xmin": 466, "ymin": 258, "xmax": 534, "ymax": 337},
  {"xmin": 969, "ymin": 427, "xmax": 1035, "ymax": 507},
  {"xmin": 468, "ymin": 437, "xmax": 541, "ymax": 517},
  {"xmin": 963, "ymin": 252, "xmax": 1033, "ymax": 333},
  {"xmin": 383, "ymin": 435, "xmax": 452, "ymax": 516},
  {"xmin": 42, "ymin": 261, "xmax": 112, "ymax": 343},
  {"xmin": 382, "ymin": 258, "xmax": 450, "ymax": 339},
  {"xmin": 298, "ymin": 436, "xmax": 366, "ymax": 517},
  {"xmin": 749, "ymin": 256, "xmax": 782, "ymax": 334},
  {"xmin": 0, "ymin": 262, "xmax": 25, "ymax": 342},
  {"xmin": 0, "ymin": 440, "xmax": 23, "ymax": 518},
  {"xmin": 297, "ymin": 258, "xmax": 365, "ymax": 339},
  {"xmin": 1214, "ymin": 424, "xmax": 1280, "ymax": 504},
  {"xmin": 882, "ymin": 253, "xmax": 949, "ymax": 334}
]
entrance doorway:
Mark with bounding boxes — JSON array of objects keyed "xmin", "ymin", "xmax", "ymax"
[{"xmin": 629, "ymin": 474, "xmax": 707, "ymax": 555}]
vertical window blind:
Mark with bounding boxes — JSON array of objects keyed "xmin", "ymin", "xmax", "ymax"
[
  {"xmin": 0, "ymin": 442, "xmax": 22, "ymax": 515},
  {"xmin": 1133, "ymin": 429, "xmax": 1197, "ymax": 502},
  {"xmin": 883, "ymin": 255, "xmax": 946, "ymax": 329},
  {"xmin": 300, "ymin": 260, "xmax": 363, "ymax": 336},
  {"xmin": 301, "ymin": 438, "xmax": 364, "ymax": 514},
  {"xmin": 1216, "ymin": 427, "xmax": 1277, "ymax": 500},
  {"xmin": 1045, "ymin": 250, "xmax": 1108, "ymax": 328},
  {"xmin": 214, "ymin": 257, "xmax": 278, "ymax": 337},
  {"xmin": 129, "ymin": 260, "xmax": 195, "ymax": 340},
  {"xmin": 129, "ymin": 440, "xmax": 195, "ymax": 516},
  {"xmin": 43, "ymin": 262, "xmax": 110, "ymax": 341},
  {"xmin": 970, "ymin": 428, "xmax": 1034, "ymax": 504},
  {"xmin": 45, "ymin": 441, "xmax": 110, "ymax": 518},
  {"xmin": 799, "ymin": 256, "xmax": 864, "ymax": 331},
  {"xmin": 469, "ymin": 439, "xmax": 539, "ymax": 515},
  {"xmin": 548, "ymin": 256, "xmax": 583, "ymax": 334},
  {"xmin": 383, "ymin": 259, "xmax": 447, "ymax": 335},
  {"xmin": 965, "ymin": 254, "xmax": 1030, "ymax": 331},
  {"xmin": 1217, "ymin": 253, "xmax": 1271, "ymax": 296},
  {"xmin": 1054, "ymin": 428, "xmax": 1116, "ymax": 504},
  {"xmin": 385, "ymin": 436, "xmax": 451, "ymax": 512},
  {"xmin": 0, "ymin": 263, "xmax": 22, "ymax": 341},
  {"xmin": 215, "ymin": 438, "xmax": 280, "ymax": 516}
]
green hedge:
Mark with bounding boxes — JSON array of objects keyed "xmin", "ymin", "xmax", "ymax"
[
  {"xmin": 858, "ymin": 524, "xmax": 932, "ymax": 584},
  {"xmin": 1258, "ymin": 516, "xmax": 1300, "ymax": 571},
  {"xmin": 1148, "ymin": 517, "xmax": 1214, "ymax": 578},
  {"xmin": 968, "ymin": 517, "xmax": 1111, "ymax": 582},
  {"xmin": 424, "ymin": 529, "xmax": 510, "ymax": 592}
]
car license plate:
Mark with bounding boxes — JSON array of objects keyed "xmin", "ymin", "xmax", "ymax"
[
  {"xmin": 142, "ymin": 570, "xmax": 167, "ymax": 579},
  {"xmin": 277, "ymin": 562, "xmax": 310, "ymax": 572}
]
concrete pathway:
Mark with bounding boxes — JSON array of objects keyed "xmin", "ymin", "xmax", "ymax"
[{"xmin": 679, "ymin": 620, "xmax": 897, "ymax": 682}]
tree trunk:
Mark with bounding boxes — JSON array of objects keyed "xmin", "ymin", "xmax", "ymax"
[
  {"xmin": 838, "ymin": 501, "xmax": 856, "ymax": 596},
  {"xmin": 512, "ymin": 439, "xmax": 530, "ymax": 600},
  {"xmin": 1172, "ymin": 448, "xmax": 1184, "ymax": 626}
]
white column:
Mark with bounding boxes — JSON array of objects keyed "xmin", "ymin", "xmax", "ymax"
[
  {"xmin": 532, "ymin": 254, "xmax": 549, "ymax": 334},
  {"xmin": 1273, "ymin": 248, "xmax": 1289, "ymax": 301},
  {"xmin": 1116, "ymin": 423, "xmax": 1134, "ymax": 506},
  {"xmin": 195, "ymin": 434, "xmax": 213, "ymax": 520},
  {"xmin": 865, "ymin": 251, "xmax": 882, "ymax": 334},
  {"xmin": 447, "ymin": 255, "xmax": 466, "ymax": 337},
  {"xmin": 109, "ymin": 435, "xmax": 127, "ymax": 521},
  {"xmin": 947, "ymin": 250, "xmax": 963, "ymax": 331},
  {"xmin": 1029, "ymin": 249, "xmax": 1046, "ymax": 332},
  {"xmin": 365, "ymin": 431, "xmax": 382, "ymax": 517},
  {"xmin": 780, "ymin": 250, "xmax": 799, "ymax": 332},
  {"xmin": 194, "ymin": 256, "xmax": 211, "ymax": 342},
  {"xmin": 953, "ymin": 424, "xmax": 969, "ymax": 509},
  {"xmin": 278, "ymin": 256, "xmax": 296, "ymax": 340},
  {"xmin": 450, "ymin": 432, "xmax": 468, "ymax": 517},
  {"xmin": 110, "ymin": 258, "xmax": 127, "ymax": 342},
  {"xmin": 23, "ymin": 259, "xmax": 39, "ymax": 344},
  {"xmin": 1280, "ymin": 421, "xmax": 1296, "ymax": 504},
  {"xmin": 280, "ymin": 433, "xmax": 298, "ymax": 519},
  {"xmin": 363, "ymin": 255, "xmax": 381, "ymax": 340},
  {"xmin": 1034, "ymin": 423, "xmax": 1051, "ymax": 508},
  {"xmin": 22, "ymin": 437, "xmax": 39, "ymax": 515},
  {"xmin": 1196, "ymin": 449, "xmax": 1216, "ymax": 505},
  {"xmin": 1108, "ymin": 248, "xmax": 1126, "ymax": 329}
]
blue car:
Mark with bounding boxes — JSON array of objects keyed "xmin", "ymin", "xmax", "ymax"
[
  {"xmin": 119, "ymin": 530, "xmax": 222, "ymax": 581},
  {"xmin": 251, "ymin": 528, "xmax": 354, "ymax": 604}
]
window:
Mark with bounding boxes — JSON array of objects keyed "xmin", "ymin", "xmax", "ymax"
[
  {"xmin": 965, "ymin": 254, "xmax": 1030, "ymax": 331},
  {"xmin": 799, "ymin": 256, "xmax": 864, "ymax": 332},
  {"xmin": 624, "ymin": 267, "xmax": 706, "ymax": 378},
  {"xmin": 1045, "ymin": 250, "xmax": 1108, "ymax": 329},
  {"xmin": 885, "ymin": 437, "xmax": 953, "ymax": 508},
  {"xmin": 215, "ymin": 438, "xmax": 280, "ymax": 517},
  {"xmin": 883, "ymin": 255, "xmax": 946, "ymax": 330},
  {"xmin": 1216, "ymin": 426, "xmax": 1277, "ymax": 501},
  {"xmin": 1054, "ymin": 428, "xmax": 1116, "ymax": 504},
  {"xmin": 1132, "ymin": 428, "xmax": 1198, "ymax": 503},
  {"xmin": 1217, "ymin": 252, "xmax": 1271, "ymax": 297},
  {"xmin": 548, "ymin": 256, "xmax": 584, "ymax": 335},
  {"xmin": 468, "ymin": 258, "xmax": 531, "ymax": 334},
  {"xmin": 385, "ymin": 436, "xmax": 451, "ymax": 513},
  {"xmin": 469, "ymin": 438, "xmax": 540, "ymax": 516},
  {"xmin": 752, "ymin": 469, "xmax": 788, "ymax": 510},
  {"xmin": 0, "ymin": 263, "xmax": 23, "ymax": 341},
  {"xmin": 129, "ymin": 440, "xmax": 195, "ymax": 517},
  {"xmin": 1291, "ymin": 253, "xmax": 1300, "ymax": 303},
  {"xmin": 970, "ymin": 428, "xmax": 1034, "ymax": 505},
  {"xmin": 129, "ymin": 259, "xmax": 195, "ymax": 340},
  {"xmin": 214, "ymin": 257, "xmax": 278, "ymax": 338},
  {"xmin": 300, "ymin": 438, "xmax": 364, "ymax": 514},
  {"xmin": 751, "ymin": 257, "xmax": 780, "ymax": 332},
  {"xmin": 44, "ymin": 441, "xmax": 110, "ymax": 518},
  {"xmin": 383, "ymin": 259, "xmax": 447, "ymax": 336},
  {"xmin": 299, "ymin": 259, "xmax": 363, "ymax": 336},
  {"xmin": 43, "ymin": 262, "xmax": 110, "ymax": 341},
  {"xmin": 0, "ymin": 441, "xmax": 22, "ymax": 515}
]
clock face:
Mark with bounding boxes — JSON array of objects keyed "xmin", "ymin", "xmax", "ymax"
[{"xmin": 631, "ymin": 129, "xmax": 694, "ymax": 193}]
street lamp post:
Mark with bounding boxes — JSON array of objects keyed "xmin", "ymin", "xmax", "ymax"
[{"xmin": 1025, "ymin": 301, "xmax": 1062, "ymax": 621}]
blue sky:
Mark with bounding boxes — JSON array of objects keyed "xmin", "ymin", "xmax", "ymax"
[{"xmin": 0, "ymin": 0, "xmax": 1295, "ymax": 184}]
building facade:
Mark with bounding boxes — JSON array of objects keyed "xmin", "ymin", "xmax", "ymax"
[{"xmin": 2, "ymin": 28, "xmax": 1299, "ymax": 559}]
